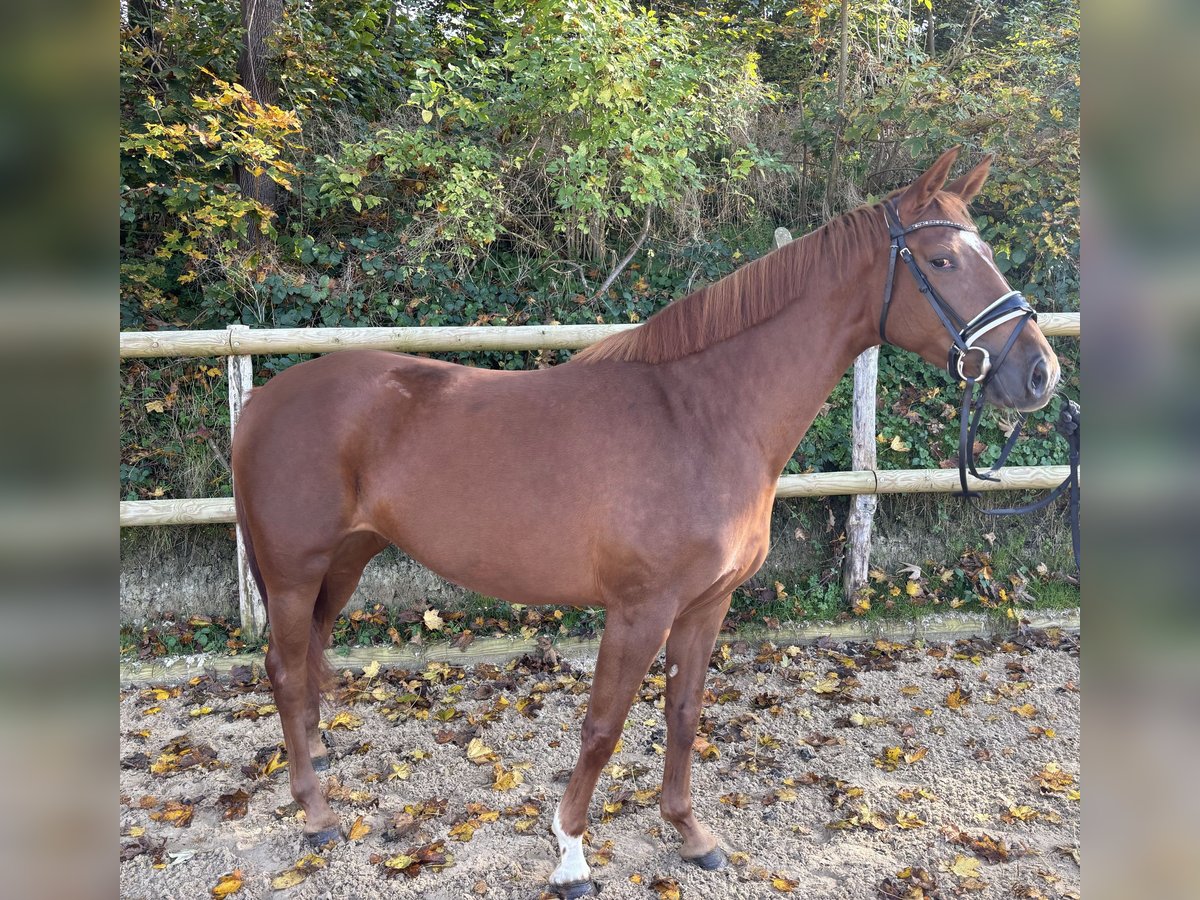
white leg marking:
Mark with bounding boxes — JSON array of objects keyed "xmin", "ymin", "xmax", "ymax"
[
  {"xmin": 668, "ymin": 664, "xmax": 679, "ymax": 678},
  {"xmin": 550, "ymin": 807, "xmax": 591, "ymax": 886}
]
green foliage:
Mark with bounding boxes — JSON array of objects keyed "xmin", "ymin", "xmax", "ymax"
[{"xmin": 314, "ymin": 0, "xmax": 782, "ymax": 264}]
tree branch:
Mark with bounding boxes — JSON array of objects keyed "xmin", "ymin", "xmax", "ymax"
[{"xmin": 592, "ymin": 209, "xmax": 652, "ymax": 301}]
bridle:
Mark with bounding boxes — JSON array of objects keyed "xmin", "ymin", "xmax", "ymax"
[{"xmin": 879, "ymin": 198, "xmax": 1081, "ymax": 571}]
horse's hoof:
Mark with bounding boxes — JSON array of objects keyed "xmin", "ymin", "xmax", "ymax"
[
  {"xmin": 311, "ymin": 754, "xmax": 331, "ymax": 772},
  {"xmin": 552, "ymin": 879, "xmax": 599, "ymax": 898},
  {"xmin": 304, "ymin": 826, "xmax": 343, "ymax": 849},
  {"xmin": 683, "ymin": 847, "xmax": 728, "ymax": 870}
]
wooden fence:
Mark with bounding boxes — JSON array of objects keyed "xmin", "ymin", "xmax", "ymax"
[{"xmin": 120, "ymin": 314, "xmax": 1080, "ymax": 640}]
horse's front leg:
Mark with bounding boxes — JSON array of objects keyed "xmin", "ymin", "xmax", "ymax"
[
  {"xmin": 659, "ymin": 593, "xmax": 732, "ymax": 867},
  {"xmin": 550, "ymin": 609, "xmax": 671, "ymax": 897}
]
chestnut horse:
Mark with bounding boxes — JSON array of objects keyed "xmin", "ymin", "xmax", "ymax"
[{"xmin": 231, "ymin": 148, "xmax": 1059, "ymax": 895}]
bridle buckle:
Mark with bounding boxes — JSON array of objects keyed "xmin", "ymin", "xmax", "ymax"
[{"xmin": 956, "ymin": 345, "xmax": 991, "ymax": 382}]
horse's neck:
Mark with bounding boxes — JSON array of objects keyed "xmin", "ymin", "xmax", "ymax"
[{"xmin": 665, "ymin": 265, "xmax": 877, "ymax": 476}]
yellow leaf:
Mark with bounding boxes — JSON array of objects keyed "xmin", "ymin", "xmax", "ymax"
[
  {"xmin": 328, "ymin": 711, "xmax": 363, "ymax": 731},
  {"xmin": 348, "ymin": 815, "xmax": 371, "ymax": 841},
  {"xmin": 946, "ymin": 687, "xmax": 970, "ymax": 709},
  {"xmin": 189, "ymin": 706, "xmax": 214, "ymax": 717},
  {"xmin": 449, "ymin": 820, "xmax": 476, "ymax": 842},
  {"xmin": 145, "ymin": 400, "xmax": 166, "ymax": 413},
  {"xmin": 812, "ymin": 675, "xmax": 840, "ymax": 694},
  {"xmin": 362, "ymin": 660, "xmax": 381, "ymax": 679},
  {"xmin": 492, "ymin": 763, "xmax": 523, "ymax": 791},
  {"xmin": 264, "ymin": 749, "xmax": 288, "ymax": 777},
  {"xmin": 466, "ymin": 738, "xmax": 498, "ymax": 765},
  {"xmin": 950, "ymin": 854, "xmax": 982, "ymax": 879},
  {"xmin": 211, "ymin": 870, "xmax": 243, "ymax": 897},
  {"xmin": 890, "ymin": 435, "xmax": 910, "ymax": 452},
  {"xmin": 905, "ymin": 580, "xmax": 921, "ymax": 597},
  {"xmin": 387, "ymin": 763, "xmax": 412, "ymax": 781},
  {"xmin": 424, "ymin": 609, "xmax": 445, "ymax": 631},
  {"xmin": 270, "ymin": 855, "xmax": 325, "ymax": 890},
  {"xmin": 772, "ymin": 875, "xmax": 799, "ymax": 892},
  {"xmin": 1010, "ymin": 703, "xmax": 1038, "ymax": 719},
  {"xmin": 383, "ymin": 854, "xmax": 415, "ymax": 871}
]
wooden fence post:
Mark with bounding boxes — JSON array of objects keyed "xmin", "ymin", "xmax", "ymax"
[
  {"xmin": 842, "ymin": 346, "xmax": 879, "ymax": 603},
  {"xmin": 227, "ymin": 325, "xmax": 267, "ymax": 642}
]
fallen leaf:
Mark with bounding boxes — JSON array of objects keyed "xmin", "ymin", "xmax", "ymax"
[
  {"xmin": 270, "ymin": 854, "xmax": 326, "ymax": 890},
  {"xmin": 945, "ymin": 686, "xmax": 971, "ymax": 709},
  {"xmin": 1035, "ymin": 762, "xmax": 1075, "ymax": 794},
  {"xmin": 466, "ymin": 738, "xmax": 498, "ymax": 765},
  {"xmin": 217, "ymin": 788, "xmax": 251, "ymax": 821},
  {"xmin": 950, "ymin": 854, "xmax": 982, "ymax": 879},
  {"xmin": 327, "ymin": 711, "xmax": 363, "ymax": 731},
  {"xmin": 492, "ymin": 763, "xmax": 523, "ymax": 792},
  {"xmin": 211, "ymin": 870, "xmax": 243, "ymax": 898},
  {"xmin": 348, "ymin": 815, "xmax": 371, "ymax": 841},
  {"xmin": 650, "ymin": 877, "xmax": 681, "ymax": 899},
  {"xmin": 423, "ymin": 609, "xmax": 445, "ymax": 631}
]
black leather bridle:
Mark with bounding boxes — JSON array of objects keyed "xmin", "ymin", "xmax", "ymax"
[{"xmin": 879, "ymin": 198, "xmax": 1081, "ymax": 571}]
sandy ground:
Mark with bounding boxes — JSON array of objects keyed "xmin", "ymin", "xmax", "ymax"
[{"xmin": 120, "ymin": 628, "xmax": 1079, "ymax": 900}]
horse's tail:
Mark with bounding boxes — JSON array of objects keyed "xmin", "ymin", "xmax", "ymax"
[{"xmin": 234, "ymin": 490, "xmax": 270, "ymax": 618}]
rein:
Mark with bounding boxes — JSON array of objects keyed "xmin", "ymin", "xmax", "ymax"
[{"xmin": 879, "ymin": 199, "xmax": 1081, "ymax": 571}]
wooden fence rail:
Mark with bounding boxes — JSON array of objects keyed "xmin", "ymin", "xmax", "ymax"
[
  {"xmin": 120, "ymin": 314, "xmax": 1080, "ymax": 640},
  {"xmin": 119, "ymin": 465, "xmax": 1072, "ymax": 527},
  {"xmin": 120, "ymin": 314, "xmax": 1078, "ymax": 358}
]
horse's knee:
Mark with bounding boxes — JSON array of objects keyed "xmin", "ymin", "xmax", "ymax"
[{"xmin": 579, "ymin": 718, "xmax": 621, "ymax": 760}]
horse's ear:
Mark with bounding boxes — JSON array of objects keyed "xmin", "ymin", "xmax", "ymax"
[
  {"xmin": 946, "ymin": 153, "xmax": 994, "ymax": 203},
  {"xmin": 897, "ymin": 146, "xmax": 960, "ymax": 220}
]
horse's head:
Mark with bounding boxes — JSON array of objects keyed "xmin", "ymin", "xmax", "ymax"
[{"xmin": 880, "ymin": 148, "xmax": 1060, "ymax": 412}]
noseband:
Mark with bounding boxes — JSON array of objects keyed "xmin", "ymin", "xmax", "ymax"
[{"xmin": 878, "ymin": 199, "xmax": 1081, "ymax": 571}]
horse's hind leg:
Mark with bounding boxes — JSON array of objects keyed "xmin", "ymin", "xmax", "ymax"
[
  {"xmin": 660, "ymin": 593, "xmax": 732, "ymax": 867},
  {"xmin": 305, "ymin": 532, "xmax": 389, "ymax": 769},
  {"xmin": 550, "ymin": 607, "xmax": 672, "ymax": 896}
]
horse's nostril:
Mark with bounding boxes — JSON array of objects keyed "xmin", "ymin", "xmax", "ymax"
[{"xmin": 1028, "ymin": 358, "xmax": 1048, "ymax": 397}]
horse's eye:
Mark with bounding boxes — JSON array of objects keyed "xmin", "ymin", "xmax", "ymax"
[{"xmin": 931, "ymin": 257, "xmax": 953, "ymax": 270}]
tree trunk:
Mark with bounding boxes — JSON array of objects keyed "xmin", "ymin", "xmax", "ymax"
[
  {"xmin": 823, "ymin": 0, "xmax": 850, "ymax": 217},
  {"xmin": 237, "ymin": 0, "xmax": 284, "ymax": 212}
]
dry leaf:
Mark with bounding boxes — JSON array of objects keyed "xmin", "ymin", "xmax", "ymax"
[
  {"xmin": 945, "ymin": 686, "xmax": 971, "ymax": 709},
  {"xmin": 423, "ymin": 609, "xmax": 445, "ymax": 631},
  {"xmin": 348, "ymin": 815, "xmax": 371, "ymax": 841},
  {"xmin": 650, "ymin": 877, "xmax": 681, "ymax": 899},
  {"xmin": 270, "ymin": 854, "xmax": 325, "ymax": 890},
  {"xmin": 466, "ymin": 738, "xmax": 498, "ymax": 765},
  {"xmin": 327, "ymin": 711, "xmax": 363, "ymax": 731},
  {"xmin": 211, "ymin": 870, "xmax": 243, "ymax": 897},
  {"xmin": 492, "ymin": 763, "xmax": 523, "ymax": 791},
  {"xmin": 950, "ymin": 855, "xmax": 982, "ymax": 879}
]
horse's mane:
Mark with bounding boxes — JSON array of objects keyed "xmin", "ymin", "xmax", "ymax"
[{"xmin": 571, "ymin": 200, "xmax": 904, "ymax": 366}]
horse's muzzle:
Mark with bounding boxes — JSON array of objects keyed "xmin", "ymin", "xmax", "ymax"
[{"xmin": 987, "ymin": 348, "xmax": 1060, "ymax": 411}]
